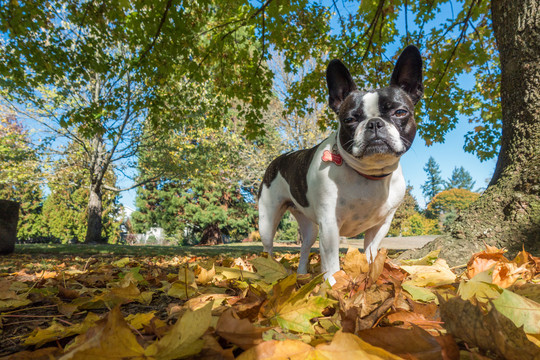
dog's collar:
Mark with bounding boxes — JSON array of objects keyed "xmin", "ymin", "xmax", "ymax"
[{"xmin": 322, "ymin": 147, "xmax": 391, "ymax": 180}]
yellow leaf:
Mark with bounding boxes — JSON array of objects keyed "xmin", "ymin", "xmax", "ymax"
[
  {"xmin": 238, "ymin": 331, "xmax": 400, "ymax": 360},
  {"xmin": 144, "ymin": 302, "xmax": 212, "ymax": 360},
  {"xmin": 196, "ymin": 264, "xmax": 216, "ymax": 285},
  {"xmin": 25, "ymin": 313, "xmax": 100, "ymax": 347},
  {"xmin": 315, "ymin": 331, "xmax": 402, "ymax": 359},
  {"xmin": 60, "ymin": 307, "xmax": 145, "ymax": 360},
  {"xmin": 250, "ymin": 256, "xmax": 289, "ymax": 283},
  {"xmin": 125, "ymin": 311, "xmax": 156, "ymax": 330},
  {"xmin": 236, "ymin": 339, "xmax": 313, "ymax": 360},
  {"xmin": 342, "ymin": 248, "xmax": 369, "ymax": 279},
  {"xmin": 401, "ymin": 259, "xmax": 456, "ymax": 287},
  {"xmin": 167, "ymin": 282, "xmax": 197, "ymax": 300}
]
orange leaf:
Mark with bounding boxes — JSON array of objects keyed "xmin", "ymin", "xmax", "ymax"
[{"xmin": 216, "ymin": 309, "xmax": 267, "ymax": 350}]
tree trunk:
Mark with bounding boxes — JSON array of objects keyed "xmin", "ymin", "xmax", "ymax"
[
  {"xmin": 199, "ymin": 223, "xmax": 223, "ymax": 245},
  {"xmin": 0, "ymin": 200, "xmax": 19, "ymax": 254},
  {"xmin": 85, "ymin": 181, "xmax": 104, "ymax": 243},
  {"xmin": 84, "ymin": 132, "xmax": 108, "ymax": 244},
  {"xmin": 400, "ymin": 0, "xmax": 540, "ymax": 265}
]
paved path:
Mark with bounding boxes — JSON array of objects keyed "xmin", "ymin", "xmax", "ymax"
[{"xmin": 277, "ymin": 235, "xmax": 439, "ymax": 251}]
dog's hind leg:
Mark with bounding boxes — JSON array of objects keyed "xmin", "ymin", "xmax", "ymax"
[
  {"xmin": 258, "ymin": 186, "xmax": 287, "ymax": 257},
  {"xmin": 291, "ymin": 210, "xmax": 318, "ymax": 274}
]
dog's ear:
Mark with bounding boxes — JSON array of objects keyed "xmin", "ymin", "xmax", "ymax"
[
  {"xmin": 326, "ymin": 59, "xmax": 357, "ymax": 113},
  {"xmin": 390, "ymin": 45, "xmax": 423, "ymax": 105}
]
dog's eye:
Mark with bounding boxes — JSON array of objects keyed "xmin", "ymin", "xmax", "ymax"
[
  {"xmin": 343, "ymin": 117, "xmax": 356, "ymax": 124},
  {"xmin": 394, "ymin": 109, "xmax": 408, "ymax": 117}
]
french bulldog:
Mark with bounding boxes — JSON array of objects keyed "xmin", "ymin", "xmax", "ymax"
[{"xmin": 258, "ymin": 45, "xmax": 423, "ymax": 284}]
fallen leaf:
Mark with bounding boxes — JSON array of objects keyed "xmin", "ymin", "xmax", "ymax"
[
  {"xmin": 144, "ymin": 302, "xmax": 212, "ymax": 360},
  {"xmin": 400, "ymin": 250, "xmax": 441, "ymax": 266},
  {"xmin": 236, "ymin": 339, "xmax": 313, "ymax": 360},
  {"xmin": 24, "ymin": 312, "xmax": 100, "ymax": 347},
  {"xmin": 196, "ymin": 264, "xmax": 216, "ymax": 285},
  {"xmin": 273, "ymin": 294, "xmax": 336, "ymax": 333},
  {"xmin": 401, "ymin": 259, "xmax": 456, "ymax": 287},
  {"xmin": 238, "ymin": 331, "xmax": 400, "ymax": 360},
  {"xmin": 343, "ymin": 248, "xmax": 369, "ymax": 279},
  {"xmin": 250, "ymin": 256, "xmax": 289, "ymax": 283},
  {"xmin": 492, "ymin": 288, "xmax": 540, "ymax": 334},
  {"xmin": 402, "ymin": 282, "xmax": 437, "ymax": 303},
  {"xmin": 125, "ymin": 311, "xmax": 156, "ymax": 330},
  {"xmin": 216, "ymin": 308, "xmax": 267, "ymax": 350},
  {"xmin": 357, "ymin": 326, "xmax": 442, "ymax": 360},
  {"xmin": 368, "ymin": 248, "xmax": 387, "ymax": 284},
  {"xmin": 439, "ymin": 295, "xmax": 540, "ymax": 360},
  {"xmin": 59, "ymin": 307, "xmax": 145, "ymax": 360}
]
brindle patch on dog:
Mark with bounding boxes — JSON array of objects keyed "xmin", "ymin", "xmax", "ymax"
[{"xmin": 258, "ymin": 144, "xmax": 321, "ymax": 208}]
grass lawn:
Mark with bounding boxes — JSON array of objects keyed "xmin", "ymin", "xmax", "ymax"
[
  {"xmin": 11, "ymin": 241, "xmax": 401, "ymax": 259},
  {"xmin": 11, "ymin": 242, "xmax": 304, "ymax": 258}
]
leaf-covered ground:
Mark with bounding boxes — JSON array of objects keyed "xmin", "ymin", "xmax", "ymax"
[{"xmin": 0, "ymin": 244, "xmax": 539, "ymax": 360}]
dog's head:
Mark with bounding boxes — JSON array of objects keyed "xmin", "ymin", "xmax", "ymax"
[{"xmin": 326, "ymin": 46, "xmax": 423, "ymax": 173}]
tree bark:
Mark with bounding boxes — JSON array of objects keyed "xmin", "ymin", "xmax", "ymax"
[
  {"xmin": 0, "ymin": 200, "xmax": 19, "ymax": 254},
  {"xmin": 400, "ymin": 0, "xmax": 540, "ymax": 265},
  {"xmin": 84, "ymin": 133, "xmax": 108, "ymax": 244},
  {"xmin": 85, "ymin": 181, "xmax": 104, "ymax": 244}
]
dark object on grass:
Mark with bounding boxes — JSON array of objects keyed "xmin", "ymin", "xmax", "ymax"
[{"xmin": 0, "ymin": 200, "xmax": 19, "ymax": 255}]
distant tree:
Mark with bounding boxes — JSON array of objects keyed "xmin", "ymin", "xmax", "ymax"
[
  {"xmin": 0, "ymin": 109, "xmax": 44, "ymax": 240},
  {"xmin": 421, "ymin": 157, "xmax": 444, "ymax": 203},
  {"xmin": 131, "ymin": 181, "xmax": 163, "ymax": 235},
  {"xmin": 389, "ymin": 185, "xmax": 420, "ymax": 236},
  {"xmin": 42, "ymin": 143, "xmax": 122, "ymax": 243},
  {"xmin": 132, "ymin": 120, "xmax": 263, "ymax": 244},
  {"xmin": 426, "ymin": 189, "xmax": 480, "ymax": 219},
  {"xmin": 445, "ymin": 167, "xmax": 476, "ymax": 191}
]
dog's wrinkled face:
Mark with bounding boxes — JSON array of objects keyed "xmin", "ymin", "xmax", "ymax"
[{"xmin": 327, "ymin": 46, "xmax": 423, "ymax": 163}]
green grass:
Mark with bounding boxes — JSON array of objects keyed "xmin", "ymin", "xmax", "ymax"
[
  {"xmin": 12, "ymin": 242, "xmax": 303, "ymax": 258},
  {"xmin": 11, "ymin": 242, "xmax": 400, "ymax": 258}
]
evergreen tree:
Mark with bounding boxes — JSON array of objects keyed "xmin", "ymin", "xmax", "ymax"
[
  {"xmin": 420, "ymin": 157, "xmax": 444, "ymax": 204},
  {"xmin": 131, "ymin": 181, "xmax": 163, "ymax": 234},
  {"xmin": 445, "ymin": 166, "xmax": 476, "ymax": 191},
  {"xmin": 389, "ymin": 185, "xmax": 420, "ymax": 236},
  {"xmin": 42, "ymin": 142, "xmax": 122, "ymax": 243},
  {"xmin": 0, "ymin": 109, "xmax": 44, "ymax": 241}
]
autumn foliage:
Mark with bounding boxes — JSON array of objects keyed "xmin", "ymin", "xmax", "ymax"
[{"xmin": 1, "ymin": 245, "xmax": 539, "ymax": 359}]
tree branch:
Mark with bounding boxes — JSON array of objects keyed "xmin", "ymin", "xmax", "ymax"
[
  {"xmin": 426, "ymin": 0, "xmax": 478, "ymax": 110},
  {"xmin": 103, "ymin": 175, "xmax": 163, "ymax": 193},
  {"xmin": 137, "ymin": 0, "xmax": 173, "ymax": 66}
]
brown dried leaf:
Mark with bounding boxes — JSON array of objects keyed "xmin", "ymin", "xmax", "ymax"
[
  {"xmin": 357, "ymin": 326, "xmax": 442, "ymax": 360},
  {"xmin": 216, "ymin": 308, "xmax": 267, "ymax": 350},
  {"xmin": 439, "ymin": 295, "xmax": 540, "ymax": 360}
]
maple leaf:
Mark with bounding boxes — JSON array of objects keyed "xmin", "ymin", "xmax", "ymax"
[
  {"xmin": 260, "ymin": 273, "xmax": 334, "ymax": 334},
  {"xmin": 342, "ymin": 248, "xmax": 369, "ymax": 279},
  {"xmin": 492, "ymin": 289, "xmax": 540, "ymax": 334},
  {"xmin": 439, "ymin": 295, "xmax": 540, "ymax": 360},
  {"xmin": 401, "ymin": 259, "xmax": 456, "ymax": 287},
  {"xmin": 238, "ymin": 330, "xmax": 401, "ymax": 359},
  {"xmin": 216, "ymin": 308, "xmax": 267, "ymax": 349},
  {"xmin": 144, "ymin": 302, "xmax": 212, "ymax": 360},
  {"xmin": 59, "ymin": 307, "xmax": 145, "ymax": 360},
  {"xmin": 24, "ymin": 312, "xmax": 100, "ymax": 347},
  {"xmin": 250, "ymin": 256, "xmax": 289, "ymax": 283}
]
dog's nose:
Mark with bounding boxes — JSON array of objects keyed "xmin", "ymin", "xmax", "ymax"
[{"xmin": 367, "ymin": 118, "xmax": 384, "ymax": 130}]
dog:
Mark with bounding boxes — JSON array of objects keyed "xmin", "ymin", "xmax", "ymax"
[{"xmin": 257, "ymin": 46, "xmax": 423, "ymax": 284}]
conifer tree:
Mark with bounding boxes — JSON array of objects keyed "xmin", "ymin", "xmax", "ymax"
[
  {"xmin": 445, "ymin": 167, "xmax": 476, "ymax": 191},
  {"xmin": 0, "ymin": 109, "xmax": 44, "ymax": 241},
  {"xmin": 420, "ymin": 157, "xmax": 444, "ymax": 204}
]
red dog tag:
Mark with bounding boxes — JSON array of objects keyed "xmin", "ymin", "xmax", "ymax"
[{"xmin": 322, "ymin": 150, "xmax": 343, "ymax": 166}]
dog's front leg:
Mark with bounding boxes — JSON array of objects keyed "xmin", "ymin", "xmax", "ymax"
[
  {"xmin": 318, "ymin": 221, "xmax": 341, "ymax": 285},
  {"xmin": 363, "ymin": 211, "xmax": 396, "ymax": 262}
]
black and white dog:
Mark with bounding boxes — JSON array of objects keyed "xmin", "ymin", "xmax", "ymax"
[{"xmin": 258, "ymin": 46, "xmax": 423, "ymax": 284}]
